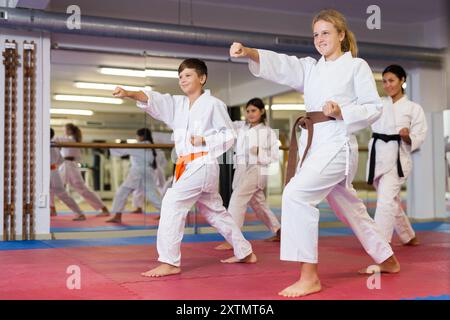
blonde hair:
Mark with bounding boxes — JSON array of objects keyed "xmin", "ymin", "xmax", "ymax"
[{"xmin": 312, "ymin": 9, "xmax": 358, "ymax": 57}]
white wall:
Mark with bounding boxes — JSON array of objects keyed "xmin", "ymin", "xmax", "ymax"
[
  {"xmin": 407, "ymin": 67, "xmax": 447, "ymax": 219},
  {"xmin": 0, "ymin": 29, "xmax": 52, "ymax": 240}
]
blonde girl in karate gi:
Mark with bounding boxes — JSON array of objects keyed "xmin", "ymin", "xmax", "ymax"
[
  {"xmin": 106, "ymin": 128, "xmax": 162, "ymax": 223},
  {"xmin": 113, "ymin": 58, "xmax": 257, "ymax": 277},
  {"xmin": 367, "ymin": 65, "xmax": 427, "ymax": 246},
  {"xmin": 55, "ymin": 123, "xmax": 110, "ymax": 217},
  {"xmin": 50, "ymin": 128, "xmax": 87, "ymax": 221},
  {"xmin": 231, "ymin": 9, "xmax": 400, "ymax": 297},
  {"xmin": 215, "ymin": 98, "xmax": 281, "ymax": 250}
]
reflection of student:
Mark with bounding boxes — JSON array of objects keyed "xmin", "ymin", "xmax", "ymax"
[
  {"xmin": 50, "ymin": 128, "xmax": 86, "ymax": 221},
  {"xmin": 113, "ymin": 58, "xmax": 256, "ymax": 277},
  {"xmin": 215, "ymin": 98, "xmax": 280, "ymax": 250},
  {"xmin": 367, "ymin": 65, "xmax": 427, "ymax": 246},
  {"xmin": 131, "ymin": 149, "xmax": 171, "ymax": 214},
  {"xmin": 54, "ymin": 123, "xmax": 110, "ymax": 217},
  {"xmin": 107, "ymin": 128, "xmax": 162, "ymax": 223},
  {"xmin": 231, "ymin": 9, "xmax": 400, "ymax": 297}
]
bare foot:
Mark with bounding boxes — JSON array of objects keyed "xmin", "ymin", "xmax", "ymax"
[
  {"xmin": 50, "ymin": 207, "xmax": 57, "ymax": 217},
  {"xmin": 106, "ymin": 216, "xmax": 122, "ymax": 223},
  {"xmin": 265, "ymin": 229, "xmax": 281, "ymax": 242},
  {"xmin": 278, "ymin": 278, "xmax": 322, "ymax": 298},
  {"xmin": 358, "ymin": 255, "xmax": 400, "ymax": 274},
  {"xmin": 132, "ymin": 207, "xmax": 143, "ymax": 214},
  {"xmin": 214, "ymin": 242, "xmax": 233, "ymax": 250},
  {"xmin": 404, "ymin": 236, "xmax": 419, "ymax": 246},
  {"xmin": 72, "ymin": 214, "xmax": 86, "ymax": 221},
  {"xmin": 141, "ymin": 263, "xmax": 181, "ymax": 277},
  {"xmin": 220, "ymin": 252, "xmax": 257, "ymax": 264}
]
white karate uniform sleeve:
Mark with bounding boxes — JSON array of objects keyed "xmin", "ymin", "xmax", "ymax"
[
  {"xmin": 136, "ymin": 90, "xmax": 176, "ymax": 129},
  {"xmin": 340, "ymin": 59, "xmax": 383, "ymax": 133},
  {"xmin": 248, "ymin": 49, "xmax": 315, "ymax": 91},
  {"xmin": 50, "ymin": 141, "xmax": 64, "ymax": 166},
  {"xmin": 408, "ymin": 104, "xmax": 428, "ymax": 152},
  {"xmin": 257, "ymin": 128, "xmax": 279, "ymax": 166},
  {"xmin": 156, "ymin": 150, "xmax": 168, "ymax": 168},
  {"xmin": 232, "ymin": 120, "xmax": 246, "ymax": 132},
  {"xmin": 203, "ymin": 102, "xmax": 236, "ymax": 158}
]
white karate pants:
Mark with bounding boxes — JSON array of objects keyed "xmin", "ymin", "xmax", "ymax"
[
  {"xmin": 59, "ymin": 160, "xmax": 106, "ymax": 211},
  {"xmin": 50, "ymin": 170, "xmax": 83, "ymax": 215},
  {"xmin": 111, "ymin": 182, "xmax": 162, "ymax": 213},
  {"xmin": 281, "ymin": 147, "xmax": 394, "ymax": 264},
  {"xmin": 373, "ymin": 166, "xmax": 415, "ymax": 244},
  {"xmin": 228, "ymin": 168, "xmax": 280, "ymax": 233},
  {"xmin": 157, "ymin": 163, "xmax": 253, "ymax": 267}
]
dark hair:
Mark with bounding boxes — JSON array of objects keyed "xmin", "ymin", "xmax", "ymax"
[
  {"xmin": 383, "ymin": 64, "xmax": 407, "ymax": 93},
  {"xmin": 65, "ymin": 123, "xmax": 82, "ymax": 142},
  {"xmin": 246, "ymin": 98, "xmax": 266, "ymax": 124},
  {"xmin": 178, "ymin": 58, "xmax": 208, "ymax": 85},
  {"xmin": 137, "ymin": 128, "xmax": 157, "ymax": 169},
  {"xmin": 50, "ymin": 128, "xmax": 55, "ymax": 139}
]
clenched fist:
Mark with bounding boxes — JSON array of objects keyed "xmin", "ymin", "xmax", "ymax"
[
  {"xmin": 250, "ymin": 146, "xmax": 259, "ymax": 156},
  {"xmin": 322, "ymin": 101, "xmax": 342, "ymax": 119},
  {"xmin": 191, "ymin": 135, "xmax": 205, "ymax": 147},
  {"xmin": 112, "ymin": 87, "xmax": 128, "ymax": 98},
  {"xmin": 399, "ymin": 127, "xmax": 411, "ymax": 144},
  {"xmin": 230, "ymin": 42, "xmax": 247, "ymax": 58}
]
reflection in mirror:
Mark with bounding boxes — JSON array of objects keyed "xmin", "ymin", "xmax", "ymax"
[
  {"xmin": 49, "ymin": 47, "xmax": 393, "ymax": 239},
  {"xmin": 50, "ymin": 49, "xmax": 149, "ymax": 235}
]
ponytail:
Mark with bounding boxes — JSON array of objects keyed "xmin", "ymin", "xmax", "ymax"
[{"xmin": 342, "ymin": 29, "xmax": 358, "ymax": 57}]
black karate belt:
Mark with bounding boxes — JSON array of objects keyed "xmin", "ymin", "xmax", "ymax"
[{"xmin": 367, "ymin": 132, "xmax": 405, "ymax": 185}]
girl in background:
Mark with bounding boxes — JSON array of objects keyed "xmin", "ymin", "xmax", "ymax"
[
  {"xmin": 367, "ymin": 64, "xmax": 427, "ymax": 245},
  {"xmin": 215, "ymin": 98, "xmax": 281, "ymax": 250},
  {"xmin": 54, "ymin": 123, "xmax": 110, "ymax": 217}
]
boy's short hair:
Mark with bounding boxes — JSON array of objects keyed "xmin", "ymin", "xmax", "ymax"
[{"xmin": 178, "ymin": 58, "xmax": 208, "ymax": 81}]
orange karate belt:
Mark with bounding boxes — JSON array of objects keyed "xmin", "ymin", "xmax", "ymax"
[{"xmin": 175, "ymin": 152, "xmax": 208, "ymax": 181}]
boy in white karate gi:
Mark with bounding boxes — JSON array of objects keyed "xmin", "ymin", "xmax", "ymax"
[
  {"xmin": 113, "ymin": 58, "xmax": 257, "ymax": 277},
  {"xmin": 231, "ymin": 9, "xmax": 400, "ymax": 297},
  {"xmin": 367, "ymin": 65, "xmax": 427, "ymax": 245}
]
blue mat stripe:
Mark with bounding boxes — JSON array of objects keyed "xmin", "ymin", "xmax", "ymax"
[
  {"xmin": 403, "ymin": 294, "xmax": 450, "ymax": 300},
  {"xmin": 1, "ymin": 222, "xmax": 448, "ymax": 251}
]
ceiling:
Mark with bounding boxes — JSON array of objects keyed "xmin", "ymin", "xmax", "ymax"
[{"xmin": 45, "ymin": 0, "xmax": 446, "ymax": 24}]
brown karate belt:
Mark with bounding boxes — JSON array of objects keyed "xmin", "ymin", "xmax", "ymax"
[{"xmin": 285, "ymin": 111, "xmax": 335, "ymax": 185}]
